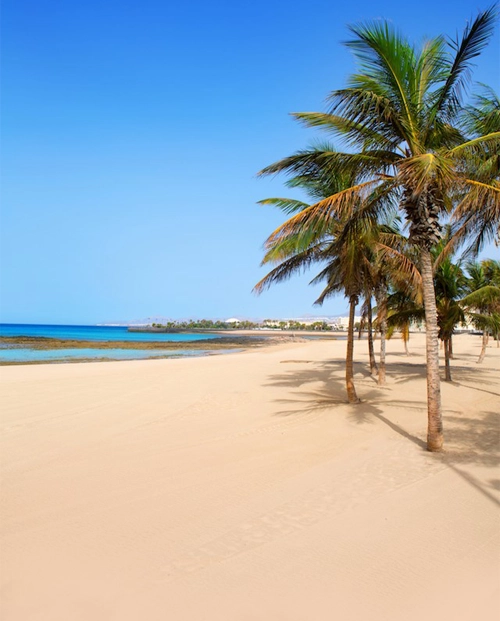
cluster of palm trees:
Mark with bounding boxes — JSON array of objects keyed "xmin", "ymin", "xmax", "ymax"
[
  {"xmin": 386, "ymin": 251, "xmax": 500, "ymax": 381},
  {"xmin": 255, "ymin": 8, "xmax": 500, "ymax": 451}
]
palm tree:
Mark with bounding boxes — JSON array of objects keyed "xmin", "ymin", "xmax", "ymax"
[
  {"xmin": 462, "ymin": 259, "xmax": 500, "ymax": 362},
  {"xmin": 483, "ymin": 260, "xmax": 500, "ymax": 348},
  {"xmin": 259, "ymin": 9, "xmax": 499, "ymax": 450},
  {"xmin": 451, "ymin": 88, "xmax": 500, "ymax": 254},
  {"xmin": 387, "ymin": 252, "xmax": 500, "ymax": 379},
  {"xmin": 385, "ymin": 254, "xmax": 466, "ymax": 382},
  {"xmin": 434, "ymin": 256, "xmax": 467, "ymax": 381},
  {"xmin": 254, "ymin": 164, "xmax": 373, "ymax": 403},
  {"xmin": 386, "ymin": 289, "xmax": 423, "ymax": 355},
  {"xmin": 255, "ymin": 150, "xmax": 419, "ymax": 401},
  {"xmin": 312, "ymin": 223, "xmax": 384, "ymax": 403},
  {"xmin": 372, "ymin": 257, "xmax": 391, "ymax": 385},
  {"xmin": 359, "ymin": 296, "xmax": 378, "ymax": 376}
]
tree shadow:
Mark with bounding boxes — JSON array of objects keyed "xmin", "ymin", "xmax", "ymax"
[
  {"xmin": 446, "ymin": 366, "xmax": 500, "ymax": 397},
  {"xmin": 266, "ymin": 359, "xmax": 428, "ymax": 430},
  {"xmin": 265, "ymin": 357, "xmax": 500, "ymax": 507}
]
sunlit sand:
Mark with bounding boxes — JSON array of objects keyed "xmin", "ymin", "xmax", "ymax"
[{"xmin": 1, "ymin": 333, "xmax": 498, "ymax": 620}]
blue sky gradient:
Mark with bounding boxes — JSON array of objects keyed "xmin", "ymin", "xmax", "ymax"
[{"xmin": 1, "ymin": 0, "xmax": 499, "ymax": 323}]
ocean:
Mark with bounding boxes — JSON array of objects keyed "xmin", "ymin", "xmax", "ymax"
[
  {"xmin": 0, "ymin": 324, "xmax": 225, "ymax": 364},
  {"xmin": 0, "ymin": 324, "xmax": 219, "ymax": 342}
]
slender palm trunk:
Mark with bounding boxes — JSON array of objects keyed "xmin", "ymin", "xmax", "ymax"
[
  {"xmin": 420, "ymin": 249, "xmax": 443, "ymax": 451},
  {"xmin": 443, "ymin": 338, "xmax": 452, "ymax": 382},
  {"xmin": 477, "ymin": 330, "xmax": 488, "ymax": 363},
  {"xmin": 346, "ymin": 295, "xmax": 360, "ymax": 403},
  {"xmin": 367, "ymin": 298, "xmax": 378, "ymax": 376},
  {"xmin": 403, "ymin": 323, "xmax": 410, "ymax": 356},
  {"xmin": 449, "ymin": 335, "xmax": 454, "ymax": 360},
  {"xmin": 375, "ymin": 284, "xmax": 387, "ymax": 386}
]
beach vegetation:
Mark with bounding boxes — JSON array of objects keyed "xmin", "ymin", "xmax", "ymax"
[
  {"xmin": 461, "ymin": 259, "xmax": 500, "ymax": 361},
  {"xmin": 255, "ymin": 149, "xmax": 417, "ymax": 402},
  {"xmin": 257, "ymin": 7, "xmax": 499, "ymax": 450}
]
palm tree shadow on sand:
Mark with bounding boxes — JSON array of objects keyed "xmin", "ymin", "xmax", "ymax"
[{"xmin": 265, "ymin": 357, "xmax": 500, "ymax": 507}]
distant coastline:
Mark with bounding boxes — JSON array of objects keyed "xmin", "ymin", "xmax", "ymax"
[
  {"xmin": 128, "ymin": 318, "xmax": 344, "ymax": 333},
  {"xmin": 0, "ymin": 323, "xmax": 332, "ymax": 365}
]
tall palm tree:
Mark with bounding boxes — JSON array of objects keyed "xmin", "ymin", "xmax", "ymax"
[
  {"xmin": 311, "ymin": 223, "xmax": 383, "ymax": 403},
  {"xmin": 359, "ymin": 296, "xmax": 378, "ymax": 376},
  {"xmin": 255, "ymin": 151, "xmax": 418, "ymax": 401},
  {"xmin": 255, "ymin": 164, "xmax": 374, "ymax": 403},
  {"xmin": 259, "ymin": 9, "xmax": 499, "ymax": 450}
]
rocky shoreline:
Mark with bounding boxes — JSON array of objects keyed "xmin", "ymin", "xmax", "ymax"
[{"xmin": 0, "ymin": 333, "xmax": 306, "ymax": 352}]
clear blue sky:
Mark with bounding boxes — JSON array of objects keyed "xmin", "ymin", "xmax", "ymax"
[{"xmin": 1, "ymin": 0, "xmax": 499, "ymax": 324}]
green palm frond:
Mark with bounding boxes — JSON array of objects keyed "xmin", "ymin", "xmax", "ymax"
[
  {"xmin": 292, "ymin": 111, "xmax": 401, "ymax": 150},
  {"xmin": 448, "ymin": 131, "xmax": 500, "ymax": 157},
  {"xmin": 465, "ymin": 310, "xmax": 500, "ymax": 332},
  {"xmin": 430, "ymin": 6, "xmax": 498, "ymax": 123},
  {"xmin": 254, "ymin": 245, "xmax": 324, "ymax": 294},
  {"xmin": 463, "ymin": 85, "xmax": 500, "ymax": 135},
  {"xmin": 326, "ymin": 87, "xmax": 407, "ymax": 147},
  {"xmin": 265, "ymin": 179, "xmax": 379, "ymax": 247},
  {"xmin": 452, "ymin": 178, "xmax": 500, "ymax": 253},
  {"xmin": 258, "ymin": 147, "xmax": 394, "ymax": 181},
  {"xmin": 375, "ymin": 240, "xmax": 423, "ymax": 300},
  {"xmin": 461, "ymin": 285, "xmax": 500, "ymax": 308},
  {"xmin": 257, "ymin": 197, "xmax": 310, "ymax": 215},
  {"xmin": 414, "ymin": 37, "xmax": 448, "ymax": 108},
  {"xmin": 345, "ymin": 20, "xmax": 419, "ymax": 147}
]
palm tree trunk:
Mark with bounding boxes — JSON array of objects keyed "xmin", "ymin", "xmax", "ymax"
[
  {"xmin": 449, "ymin": 335, "xmax": 454, "ymax": 360},
  {"xmin": 420, "ymin": 249, "xmax": 443, "ymax": 451},
  {"xmin": 367, "ymin": 298, "xmax": 378, "ymax": 376},
  {"xmin": 403, "ymin": 323, "xmax": 410, "ymax": 356},
  {"xmin": 375, "ymin": 284, "xmax": 387, "ymax": 386},
  {"xmin": 477, "ymin": 330, "xmax": 488, "ymax": 363},
  {"xmin": 346, "ymin": 295, "xmax": 360, "ymax": 403},
  {"xmin": 444, "ymin": 338, "xmax": 452, "ymax": 382}
]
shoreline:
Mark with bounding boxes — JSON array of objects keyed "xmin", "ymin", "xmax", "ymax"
[{"xmin": 0, "ymin": 332, "xmax": 337, "ymax": 366}]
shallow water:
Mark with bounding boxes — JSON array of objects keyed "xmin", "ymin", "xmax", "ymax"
[{"xmin": 0, "ymin": 347, "xmax": 239, "ymax": 364}]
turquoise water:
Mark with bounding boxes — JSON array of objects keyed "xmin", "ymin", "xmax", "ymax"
[
  {"xmin": 0, "ymin": 348, "xmax": 216, "ymax": 363},
  {"xmin": 0, "ymin": 324, "xmax": 230, "ymax": 364},
  {"xmin": 0, "ymin": 324, "xmax": 219, "ymax": 342}
]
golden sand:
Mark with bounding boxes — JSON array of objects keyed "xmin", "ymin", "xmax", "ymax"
[{"xmin": 1, "ymin": 333, "xmax": 498, "ymax": 620}]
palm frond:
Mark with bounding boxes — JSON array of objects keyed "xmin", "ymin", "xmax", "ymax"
[
  {"xmin": 448, "ymin": 130, "xmax": 500, "ymax": 157},
  {"xmin": 254, "ymin": 246, "xmax": 323, "ymax": 294},
  {"xmin": 397, "ymin": 152, "xmax": 455, "ymax": 195},
  {"xmin": 326, "ymin": 87, "xmax": 407, "ymax": 147},
  {"xmin": 461, "ymin": 285, "xmax": 500, "ymax": 308},
  {"xmin": 292, "ymin": 111, "xmax": 401, "ymax": 150},
  {"xmin": 345, "ymin": 20, "xmax": 419, "ymax": 148},
  {"xmin": 431, "ymin": 6, "xmax": 498, "ymax": 122},
  {"xmin": 257, "ymin": 197, "xmax": 310, "ymax": 215},
  {"xmin": 265, "ymin": 179, "xmax": 380, "ymax": 247}
]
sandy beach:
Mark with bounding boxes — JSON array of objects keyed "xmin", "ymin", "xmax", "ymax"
[{"xmin": 1, "ymin": 332, "xmax": 499, "ymax": 620}]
